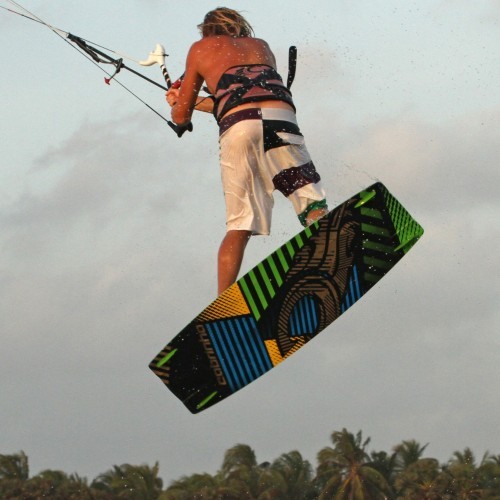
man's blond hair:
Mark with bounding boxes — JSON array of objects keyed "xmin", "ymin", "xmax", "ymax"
[{"xmin": 198, "ymin": 7, "xmax": 254, "ymax": 38}]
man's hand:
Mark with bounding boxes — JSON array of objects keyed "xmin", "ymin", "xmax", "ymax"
[{"xmin": 166, "ymin": 88, "xmax": 180, "ymax": 107}]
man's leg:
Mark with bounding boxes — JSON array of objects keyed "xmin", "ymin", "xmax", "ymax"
[{"xmin": 218, "ymin": 230, "xmax": 252, "ymax": 295}]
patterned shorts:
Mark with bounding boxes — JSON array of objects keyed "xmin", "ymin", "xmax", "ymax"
[{"xmin": 219, "ymin": 108, "xmax": 327, "ymax": 235}]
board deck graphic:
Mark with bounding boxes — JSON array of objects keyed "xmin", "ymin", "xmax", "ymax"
[{"xmin": 149, "ymin": 182, "xmax": 424, "ymax": 413}]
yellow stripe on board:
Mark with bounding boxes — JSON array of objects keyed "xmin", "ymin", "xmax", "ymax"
[
  {"xmin": 197, "ymin": 283, "xmax": 250, "ymax": 321},
  {"xmin": 264, "ymin": 338, "xmax": 307, "ymax": 366}
]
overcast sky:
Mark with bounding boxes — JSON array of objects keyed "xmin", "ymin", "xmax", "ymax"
[{"xmin": 1, "ymin": 0, "xmax": 499, "ymax": 486}]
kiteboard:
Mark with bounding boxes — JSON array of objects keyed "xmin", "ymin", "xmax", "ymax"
[{"xmin": 149, "ymin": 182, "xmax": 424, "ymax": 413}]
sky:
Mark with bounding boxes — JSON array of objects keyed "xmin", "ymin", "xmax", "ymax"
[{"xmin": 1, "ymin": 0, "xmax": 500, "ymax": 486}]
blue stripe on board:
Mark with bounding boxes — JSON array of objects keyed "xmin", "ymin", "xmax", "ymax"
[
  {"xmin": 236, "ymin": 317, "xmax": 273, "ymax": 375},
  {"xmin": 308, "ymin": 297, "xmax": 316, "ymax": 332},
  {"xmin": 299, "ymin": 300, "xmax": 307, "ymax": 333},
  {"xmin": 222, "ymin": 322, "xmax": 250, "ymax": 387},
  {"xmin": 230, "ymin": 320, "xmax": 257, "ymax": 380},
  {"xmin": 216, "ymin": 322, "xmax": 245, "ymax": 390},
  {"xmin": 232, "ymin": 318, "xmax": 264, "ymax": 382},
  {"xmin": 206, "ymin": 317, "xmax": 272, "ymax": 392},
  {"xmin": 221, "ymin": 321, "xmax": 252, "ymax": 386},
  {"xmin": 304, "ymin": 298, "xmax": 315, "ymax": 333},
  {"xmin": 290, "ymin": 296, "xmax": 319, "ymax": 336},
  {"xmin": 349, "ymin": 276, "xmax": 356, "ymax": 303},
  {"xmin": 352, "ymin": 265, "xmax": 362, "ymax": 298},
  {"xmin": 206, "ymin": 323, "xmax": 238, "ymax": 392},
  {"xmin": 341, "ymin": 264, "xmax": 364, "ymax": 314},
  {"xmin": 309, "ymin": 301, "xmax": 318, "ymax": 333},
  {"xmin": 233, "ymin": 319, "xmax": 270, "ymax": 376}
]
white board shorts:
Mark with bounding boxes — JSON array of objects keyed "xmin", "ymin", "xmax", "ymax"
[{"xmin": 219, "ymin": 108, "xmax": 327, "ymax": 236}]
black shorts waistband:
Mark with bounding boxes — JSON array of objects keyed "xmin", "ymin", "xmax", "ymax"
[{"xmin": 219, "ymin": 108, "xmax": 262, "ymax": 136}]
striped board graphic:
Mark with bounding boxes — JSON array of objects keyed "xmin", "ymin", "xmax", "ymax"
[
  {"xmin": 149, "ymin": 182, "xmax": 424, "ymax": 413},
  {"xmin": 205, "ymin": 317, "xmax": 273, "ymax": 392}
]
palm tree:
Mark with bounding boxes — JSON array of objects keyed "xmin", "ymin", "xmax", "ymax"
[
  {"xmin": 368, "ymin": 450, "xmax": 398, "ymax": 492},
  {"xmin": 441, "ymin": 451, "xmax": 482, "ymax": 499},
  {"xmin": 24, "ymin": 470, "xmax": 97, "ymax": 499},
  {"xmin": 486, "ymin": 454, "xmax": 500, "ymax": 465},
  {"xmin": 0, "ymin": 451, "xmax": 30, "ymax": 499},
  {"xmin": 160, "ymin": 472, "xmax": 239, "ymax": 500},
  {"xmin": 393, "ymin": 439, "xmax": 428, "ymax": 472},
  {"xmin": 217, "ymin": 443, "xmax": 260, "ymax": 498},
  {"xmin": 393, "ymin": 457, "xmax": 450, "ymax": 499},
  {"xmin": 219, "ymin": 444, "xmax": 258, "ymax": 478},
  {"xmin": 269, "ymin": 450, "xmax": 315, "ymax": 499},
  {"xmin": 471, "ymin": 452, "xmax": 500, "ymax": 498},
  {"xmin": 0, "ymin": 451, "xmax": 29, "ymax": 481},
  {"xmin": 315, "ymin": 428, "xmax": 390, "ymax": 499},
  {"xmin": 162, "ymin": 446, "xmax": 314, "ymax": 500},
  {"xmin": 92, "ymin": 462, "xmax": 163, "ymax": 499},
  {"xmin": 161, "ymin": 445, "xmax": 267, "ymax": 500},
  {"xmin": 256, "ymin": 463, "xmax": 288, "ymax": 500}
]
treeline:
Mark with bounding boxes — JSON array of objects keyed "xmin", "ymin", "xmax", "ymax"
[{"xmin": 1, "ymin": 428, "xmax": 500, "ymax": 499}]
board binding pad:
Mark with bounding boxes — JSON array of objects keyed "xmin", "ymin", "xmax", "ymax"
[{"xmin": 150, "ymin": 182, "xmax": 424, "ymax": 413}]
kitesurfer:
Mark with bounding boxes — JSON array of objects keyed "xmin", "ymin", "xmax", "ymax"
[{"xmin": 166, "ymin": 7, "xmax": 328, "ymax": 294}]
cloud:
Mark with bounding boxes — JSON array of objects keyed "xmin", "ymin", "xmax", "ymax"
[
  {"xmin": 328, "ymin": 107, "xmax": 500, "ymax": 212},
  {"xmin": 0, "ymin": 111, "xmax": 221, "ymax": 366},
  {"xmin": 2, "ymin": 110, "xmax": 220, "ymax": 261}
]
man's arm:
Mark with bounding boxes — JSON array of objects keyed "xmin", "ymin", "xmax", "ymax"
[
  {"xmin": 194, "ymin": 95, "xmax": 214, "ymax": 114},
  {"xmin": 167, "ymin": 89, "xmax": 214, "ymax": 114},
  {"xmin": 170, "ymin": 43, "xmax": 205, "ymax": 126}
]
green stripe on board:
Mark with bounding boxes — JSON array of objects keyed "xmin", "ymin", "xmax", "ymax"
[
  {"xmin": 363, "ymin": 256, "xmax": 392, "ymax": 270},
  {"xmin": 196, "ymin": 391, "xmax": 218, "ymax": 410},
  {"xmin": 157, "ymin": 349, "xmax": 178, "ymax": 367},
  {"xmin": 295, "ymin": 233, "xmax": 304, "ymax": 247},
  {"xmin": 285, "ymin": 241, "xmax": 295, "ymax": 259},
  {"xmin": 267, "ymin": 255, "xmax": 284, "ymax": 287},
  {"xmin": 258, "ymin": 262, "xmax": 276, "ymax": 298},
  {"xmin": 360, "ymin": 207, "xmax": 383, "ymax": 220},
  {"xmin": 249, "ymin": 270, "xmax": 268, "ymax": 311},
  {"xmin": 362, "ymin": 240, "xmax": 395, "ymax": 254},
  {"xmin": 239, "ymin": 279, "xmax": 261, "ymax": 321},
  {"xmin": 361, "ymin": 223, "xmax": 391, "ymax": 237},
  {"xmin": 304, "ymin": 226, "xmax": 312, "ymax": 238},
  {"xmin": 276, "ymin": 248, "xmax": 290, "ymax": 273}
]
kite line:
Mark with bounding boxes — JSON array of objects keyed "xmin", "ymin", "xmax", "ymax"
[{"xmin": 1, "ymin": 0, "xmax": 192, "ymax": 137}]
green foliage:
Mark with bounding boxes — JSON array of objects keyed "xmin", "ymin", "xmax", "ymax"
[
  {"xmin": 393, "ymin": 439, "xmax": 429, "ymax": 472},
  {"xmin": 91, "ymin": 462, "xmax": 163, "ymax": 499},
  {"xmin": 0, "ymin": 457, "xmax": 102, "ymax": 499},
  {"xmin": 315, "ymin": 429, "xmax": 390, "ymax": 499},
  {"xmin": 2, "ymin": 433, "xmax": 500, "ymax": 499},
  {"xmin": 0, "ymin": 451, "xmax": 29, "ymax": 481}
]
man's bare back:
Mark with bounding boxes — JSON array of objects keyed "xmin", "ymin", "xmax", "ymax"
[{"xmin": 171, "ymin": 36, "xmax": 292, "ymax": 126}]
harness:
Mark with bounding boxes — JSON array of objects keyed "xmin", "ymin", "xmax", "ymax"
[{"xmin": 212, "ymin": 46, "xmax": 299, "ymax": 123}]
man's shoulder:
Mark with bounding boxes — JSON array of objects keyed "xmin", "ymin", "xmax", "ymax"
[
  {"xmin": 187, "ymin": 38, "xmax": 217, "ymax": 59},
  {"xmin": 190, "ymin": 35, "xmax": 243, "ymax": 51}
]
